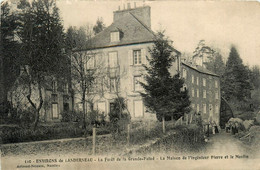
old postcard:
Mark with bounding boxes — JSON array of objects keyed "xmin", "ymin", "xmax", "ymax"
[{"xmin": 1, "ymin": 0, "xmax": 260, "ymax": 169}]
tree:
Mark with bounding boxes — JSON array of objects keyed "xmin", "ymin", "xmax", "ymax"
[
  {"xmin": 1, "ymin": 1, "xmax": 20, "ymax": 116},
  {"xmin": 16, "ymin": 0, "xmax": 67, "ymax": 130},
  {"xmin": 204, "ymin": 52, "xmax": 225, "ymax": 76},
  {"xmin": 250, "ymin": 65, "xmax": 260, "ymax": 90},
  {"xmin": 222, "ymin": 46, "xmax": 252, "ymax": 102},
  {"xmin": 65, "ymin": 26, "xmax": 103, "ymax": 128},
  {"xmin": 93, "ymin": 17, "xmax": 105, "ymax": 35},
  {"xmin": 140, "ymin": 32, "xmax": 190, "ymax": 125},
  {"xmin": 193, "ymin": 40, "xmax": 225, "ymax": 76},
  {"xmin": 193, "ymin": 40, "xmax": 215, "ymax": 64}
]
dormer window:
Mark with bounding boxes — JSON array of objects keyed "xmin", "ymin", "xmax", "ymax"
[{"xmin": 110, "ymin": 31, "xmax": 120, "ymax": 42}]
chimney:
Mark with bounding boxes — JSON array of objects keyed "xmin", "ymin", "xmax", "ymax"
[{"xmin": 113, "ymin": 5, "xmax": 151, "ymax": 28}]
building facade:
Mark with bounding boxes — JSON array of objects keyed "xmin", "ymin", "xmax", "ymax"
[
  {"xmin": 74, "ymin": 5, "xmax": 221, "ymax": 125},
  {"xmin": 181, "ymin": 62, "xmax": 221, "ymax": 125},
  {"xmin": 8, "ymin": 66, "xmax": 73, "ymax": 122},
  {"xmin": 73, "ymin": 5, "xmax": 158, "ymax": 120}
]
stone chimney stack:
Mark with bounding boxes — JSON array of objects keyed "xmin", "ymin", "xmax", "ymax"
[{"xmin": 113, "ymin": 4, "xmax": 151, "ymax": 28}]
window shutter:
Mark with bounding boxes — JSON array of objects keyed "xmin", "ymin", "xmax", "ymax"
[
  {"xmin": 104, "ymin": 53, "xmax": 108, "ymax": 68},
  {"xmin": 128, "ymin": 50, "xmax": 133, "ymax": 66},
  {"xmin": 141, "ymin": 48, "xmax": 147, "ymax": 65}
]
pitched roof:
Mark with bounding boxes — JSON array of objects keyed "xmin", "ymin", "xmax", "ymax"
[
  {"xmin": 181, "ymin": 62, "xmax": 219, "ymax": 77},
  {"xmin": 87, "ymin": 12, "xmax": 155, "ymax": 49}
]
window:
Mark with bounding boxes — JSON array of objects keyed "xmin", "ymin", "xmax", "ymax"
[
  {"xmin": 133, "ymin": 50, "xmax": 142, "ymax": 65},
  {"xmin": 87, "ymin": 55, "xmax": 95, "ymax": 69},
  {"xmin": 108, "ymin": 52, "xmax": 118, "ymax": 67},
  {"xmin": 110, "ymin": 32, "xmax": 120, "ymax": 42},
  {"xmin": 215, "ymin": 91, "xmax": 219, "ymax": 99},
  {"xmin": 197, "ymin": 89, "xmax": 199, "ymax": 98},
  {"xmin": 192, "ymin": 88, "xmax": 195, "ymax": 97},
  {"xmin": 63, "ymin": 103, "xmax": 69, "ymax": 112},
  {"xmin": 197, "ymin": 77, "xmax": 199, "ymax": 85},
  {"xmin": 215, "ymin": 80, "xmax": 218, "ymax": 88},
  {"xmin": 134, "ymin": 76, "xmax": 143, "ymax": 91},
  {"xmin": 203, "ymin": 90, "xmax": 206, "ymax": 98},
  {"xmin": 209, "ymin": 104, "xmax": 213, "ymax": 118},
  {"xmin": 52, "ymin": 103, "xmax": 58, "ymax": 119},
  {"xmin": 110, "ymin": 78, "xmax": 117, "ymax": 92},
  {"xmin": 64, "ymin": 83, "xmax": 68, "ymax": 94},
  {"xmin": 183, "ymin": 68, "xmax": 187, "ymax": 79},
  {"xmin": 197, "ymin": 104, "xmax": 200, "ymax": 113},
  {"xmin": 97, "ymin": 102, "xmax": 106, "ymax": 115},
  {"xmin": 203, "ymin": 78, "xmax": 206, "ymax": 86},
  {"xmin": 52, "ymin": 81, "xmax": 57, "ymax": 93},
  {"xmin": 203, "ymin": 104, "xmax": 206, "ymax": 114},
  {"xmin": 215, "ymin": 104, "xmax": 219, "ymax": 114},
  {"xmin": 134, "ymin": 100, "xmax": 144, "ymax": 117},
  {"xmin": 89, "ymin": 79, "xmax": 97, "ymax": 93},
  {"xmin": 192, "ymin": 75, "xmax": 194, "ymax": 84}
]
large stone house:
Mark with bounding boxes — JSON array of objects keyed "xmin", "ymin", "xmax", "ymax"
[
  {"xmin": 74, "ymin": 4, "xmax": 221, "ymax": 124},
  {"xmin": 73, "ymin": 5, "xmax": 159, "ymax": 120}
]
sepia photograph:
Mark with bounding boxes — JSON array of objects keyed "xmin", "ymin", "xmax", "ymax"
[{"xmin": 1, "ymin": 0, "xmax": 260, "ymax": 169}]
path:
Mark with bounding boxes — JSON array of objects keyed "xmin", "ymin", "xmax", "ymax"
[{"xmin": 206, "ymin": 130, "xmax": 255, "ymax": 157}]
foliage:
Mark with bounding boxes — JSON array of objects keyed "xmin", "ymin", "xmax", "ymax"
[
  {"xmin": 204, "ymin": 52, "xmax": 225, "ymax": 76},
  {"xmin": 93, "ymin": 17, "xmax": 106, "ymax": 35},
  {"xmin": 140, "ymin": 31, "xmax": 190, "ymax": 121},
  {"xmin": 193, "ymin": 40, "xmax": 215, "ymax": 60},
  {"xmin": 0, "ymin": 122, "xmax": 110, "ymax": 144},
  {"xmin": 222, "ymin": 46, "xmax": 252, "ymax": 102},
  {"xmin": 0, "ymin": 107, "xmax": 35, "ymax": 127},
  {"xmin": 1, "ymin": 1, "xmax": 20, "ymax": 116},
  {"xmin": 132, "ymin": 123, "xmax": 206, "ymax": 154},
  {"xmin": 108, "ymin": 97, "xmax": 130, "ymax": 133},
  {"xmin": 12, "ymin": 0, "xmax": 68, "ymax": 130},
  {"xmin": 250, "ymin": 65, "xmax": 260, "ymax": 89},
  {"xmin": 61, "ymin": 110, "xmax": 82, "ymax": 122},
  {"xmin": 65, "ymin": 26, "xmax": 100, "ymax": 129}
]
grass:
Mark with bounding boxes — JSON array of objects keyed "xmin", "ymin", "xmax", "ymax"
[{"xmin": 0, "ymin": 122, "xmax": 110, "ymax": 144}]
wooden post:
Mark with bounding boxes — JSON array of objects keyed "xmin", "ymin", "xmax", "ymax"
[
  {"xmin": 92, "ymin": 127, "xmax": 96, "ymax": 155},
  {"xmin": 180, "ymin": 116, "xmax": 183, "ymax": 125},
  {"xmin": 162, "ymin": 116, "xmax": 166, "ymax": 134},
  {"xmin": 127, "ymin": 124, "xmax": 130, "ymax": 146}
]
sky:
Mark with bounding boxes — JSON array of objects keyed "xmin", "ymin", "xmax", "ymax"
[{"xmin": 56, "ymin": 0, "xmax": 260, "ymax": 67}]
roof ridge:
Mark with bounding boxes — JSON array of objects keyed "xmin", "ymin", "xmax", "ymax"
[
  {"xmin": 128, "ymin": 12, "xmax": 156, "ymax": 37},
  {"xmin": 181, "ymin": 62, "xmax": 219, "ymax": 77}
]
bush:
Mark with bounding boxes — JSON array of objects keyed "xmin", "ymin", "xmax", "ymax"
[
  {"xmin": 86, "ymin": 110, "xmax": 107, "ymax": 127},
  {"xmin": 0, "ymin": 123, "xmax": 86, "ymax": 144},
  {"xmin": 1, "ymin": 107, "xmax": 35, "ymax": 127},
  {"xmin": 0, "ymin": 122, "xmax": 110, "ymax": 144},
  {"xmin": 108, "ymin": 97, "xmax": 131, "ymax": 134}
]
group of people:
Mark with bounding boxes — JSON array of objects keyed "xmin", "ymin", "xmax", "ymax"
[
  {"xmin": 225, "ymin": 121, "xmax": 239, "ymax": 135},
  {"xmin": 209, "ymin": 120, "xmax": 219, "ymax": 134}
]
